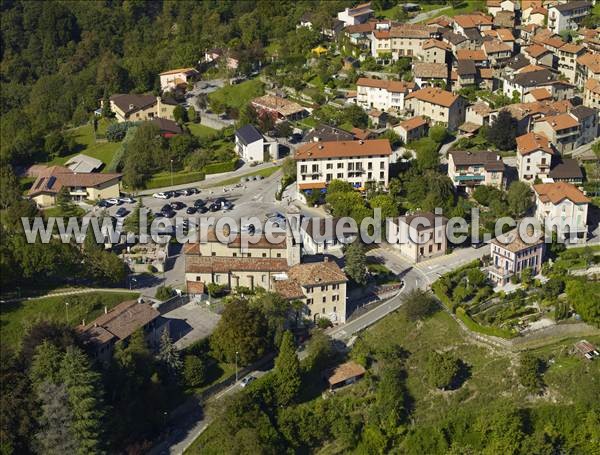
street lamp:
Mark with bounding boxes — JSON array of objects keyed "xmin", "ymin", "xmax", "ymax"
[
  {"xmin": 170, "ymin": 159, "xmax": 174, "ymax": 187},
  {"xmin": 65, "ymin": 302, "xmax": 69, "ymax": 323},
  {"xmin": 235, "ymin": 351, "xmax": 239, "ymax": 382}
]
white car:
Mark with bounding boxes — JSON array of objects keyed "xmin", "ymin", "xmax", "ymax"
[
  {"xmin": 153, "ymin": 192, "xmax": 169, "ymax": 199},
  {"xmin": 240, "ymin": 375, "xmax": 256, "ymax": 388},
  {"xmin": 106, "ymin": 198, "xmax": 120, "ymax": 205},
  {"xmin": 119, "ymin": 196, "xmax": 135, "ymax": 204}
]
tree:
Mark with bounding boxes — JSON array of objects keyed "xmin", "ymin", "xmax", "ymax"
[
  {"xmin": 44, "ymin": 131, "xmax": 69, "ymax": 158},
  {"xmin": 402, "ymin": 289, "xmax": 439, "ymax": 321},
  {"xmin": 173, "ymin": 104, "xmax": 187, "ymax": 124},
  {"xmin": 155, "ymin": 285, "xmax": 174, "ymax": 301},
  {"xmin": 210, "ymin": 298, "xmax": 271, "ymax": 365},
  {"xmin": 282, "ymin": 156, "xmax": 297, "ymax": 180},
  {"xmin": 415, "ymin": 139, "xmax": 440, "ymax": 171},
  {"xmin": 305, "ymin": 330, "xmax": 335, "ymax": 372},
  {"xmin": 183, "ymin": 355, "xmax": 207, "ymax": 387},
  {"xmin": 56, "ymin": 187, "xmax": 80, "ymax": 216},
  {"xmin": 101, "ymin": 89, "xmax": 113, "ymax": 118},
  {"xmin": 274, "ymin": 331, "xmax": 301, "ymax": 406},
  {"xmin": 157, "ymin": 329, "xmax": 182, "ymax": 379},
  {"xmin": 59, "ymin": 346, "xmax": 105, "ymax": 454},
  {"xmin": 425, "ymin": 351, "xmax": 460, "ymax": 390},
  {"xmin": 344, "ymin": 104, "xmax": 368, "ymax": 128},
  {"xmin": 29, "ymin": 341, "xmax": 64, "ymax": 390},
  {"xmin": 428, "ymin": 125, "xmax": 448, "ymax": 144},
  {"xmin": 517, "ymin": 353, "xmax": 543, "ymax": 392},
  {"xmin": 507, "ymin": 181, "xmax": 533, "ymax": 217},
  {"xmin": 486, "ymin": 110, "xmax": 517, "ymax": 151},
  {"xmin": 369, "ymin": 194, "xmax": 399, "ymax": 219},
  {"xmin": 34, "ymin": 383, "xmax": 78, "ymax": 455},
  {"xmin": 187, "ymin": 105, "xmax": 197, "ymax": 123},
  {"xmin": 345, "ymin": 241, "xmax": 367, "ymax": 285}
]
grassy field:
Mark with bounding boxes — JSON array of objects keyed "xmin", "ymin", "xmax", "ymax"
[
  {"xmin": 145, "ymin": 170, "xmax": 206, "ymax": 190},
  {"xmin": 205, "ymin": 164, "xmax": 281, "ymax": 188},
  {"xmin": 186, "ymin": 123, "xmax": 219, "ymax": 140},
  {"xmin": 48, "ymin": 120, "xmax": 121, "ymax": 169},
  {"xmin": 376, "ymin": 3, "xmax": 446, "ymax": 19},
  {"xmin": 208, "ymin": 79, "xmax": 264, "ymax": 110},
  {"xmin": 1, "ymin": 291, "xmax": 139, "ymax": 350},
  {"xmin": 423, "ymin": 0, "xmax": 484, "ymax": 20}
]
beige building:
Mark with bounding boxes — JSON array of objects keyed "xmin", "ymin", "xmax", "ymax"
[
  {"xmin": 356, "ymin": 78, "xmax": 416, "ymax": 112},
  {"xmin": 465, "ymin": 102, "xmax": 494, "ymax": 127},
  {"xmin": 106, "ymin": 94, "xmax": 177, "ymax": 122},
  {"xmin": 159, "ymin": 67, "xmax": 198, "ymax": 92},
  {"xmin": 516, "ymin": 132, "xmax": 555, "ymax": 182},
  {"xmin": 583, "ymin": 78, "xmax": 600, "ymax": 109},
  {"xmin": 273, "ymin": 258, "xmax": 348, "ymax": 324},
  {"xmin": 575, "ymin": 52, "xmax": 600, "ymax": 87},
  {"xmin": 184, "ymin": 229, "xmax": 301, "ymax": 293},
  {"xmin": 294, "ymin": 139, "xmax": 391, "ymax": 194},
  {"xmin": 448, "ymin": 150, "xmax": 505, "ymax": 191},
  {"xmin": 28, "ymin": 165, "xmax": 121, "ymax": 207},
  {"xmin": 418, "ymin": 39, "xmax": 451, "ymax": 64},
  {"xmin": 558, "ymin": 43, "xmax": 586, "ymax": 84},
  {"xmin": 405, "ymin": 87, "xmax": 465, "ymax": 131},
  {"xmin": 388, "ymin": 212, "xmax": 448, "ymax": 263},
  {"xmin": 371, "ymin": 24, "xmax": 441, "ymax": 60},
  {"xmin": 533, "ymin": 182, "xmax": 590, "ymax": 242},
  {"xmin": 488, "ymin": 228, "xmax": 545, "ymax": 287},
  {"xmin": 533, "ymin": 113, "xmax": 580, "ymax": 153},
  {"xmin": 394, "ymin": 116, "xmax": 428, "ymax": 144}
]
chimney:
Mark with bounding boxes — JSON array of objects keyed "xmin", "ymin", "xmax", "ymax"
[{"xmin": 129, "ymin": 104, "xmax": 134, "ymax": 109}]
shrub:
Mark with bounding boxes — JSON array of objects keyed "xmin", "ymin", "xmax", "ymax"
[
  {"xmin": 207, "ymin": 283, "xmax": 227, "ymax": 297},
  {"xmin": 106, "ymin": 122, "xmax": 135, "ymax": 142},
  {"xmin": 147, "ymin": 265, "xmax": 157, "ymax": 273},
  {"xmin": 317, "ymin": 317, "xmax": 332, "ymax": 329},
  {"xmin": 203, "ymin": 158, "xmax": 240, "ymax": 175},
  {"xmin": 425, "ymin": 351, "xmax": 460, "ymax": 390},
  {"xmin": 155, "ymin": 285, "xmax": 174, "ymax": 301},
  {"xmin": 183, "ymin": 355, "xmax": 207, "ymax": 387}
]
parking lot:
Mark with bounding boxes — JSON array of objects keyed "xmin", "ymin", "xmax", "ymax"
[{"xmin": 163, "ymin": 301, "xmax": 221, "ymax": 349}]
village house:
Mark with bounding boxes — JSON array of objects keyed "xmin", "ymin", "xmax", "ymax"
[
  {"xmin": 455, "ymin": 49, "xmax": 489, "ymax": 67},
  {"xmin": 570, "ymin": 105, "xmax": 599, "ymax": 146},
  {"xmin": 151, "ymin": 117, "xmax": 182, "ymax": 138},
  {"xmin": 77, "ymin": 300, "xmax": 168, "ymax": 363},
  {"xmin": 413, "ymin": 62, "xmax": 448, "ymax": 88},
  {"xmin": 488, "ymin": 227, "xmax": 545, "ymax": 287},
  {"xmin": 417, "ymin": 39, "xmax": 451, "ymax": 64},
  {"xmin": 371, "ymin": 24, "xmax": 441, "ymax": 60},
  {"xmin": 184, "ymin": 228, "xmax": 301, "ymax": 293},
  {"xmin": 548, "ymin": 158, "xmax": 584, "ymax": 186},
  {"xmin": 325, "ymin": 361, "xmax": 366, "ymax": 390},
  {"xmin": 64, "ymin": 154, "xmax": 103, "ymax": 173},
  {"xmin": 465, "ymin": 102, "xmax": 494, "ymax": 127},
  {"xmin": 452, "ymin": 13, "xmax": 493, "ymax": 37},
  {"xmin": 483, "ymin": 39, "xmax": 513, "ymax": 67},
  {"xmin": 302, "ymin": 124, "xmax": 355, "ymax": 143},
  {"xmin": 502, "ymin": 68, "xmax": 556, "ymax": 102},
  {"xmin": 337, "ymin": 2, "xmax": 373, "ymax": 27},
  {"xmin": 441, "ymin": 30, "xmax": 469, "ymax": 52},
  {"xmin": 494, "ymin": 10, "xmax": 516, "ymax": 29},
  {"xmin": 448, "ymin": 150, "xmax": 505, "ymax": 191},
  {"xmin": 106, "ymin": 94, "xmax": 177, "ymax": 122},
  {"xmin": 547, "ymin": 1, "xmax": 592, "ymax": 35},
  {"xmin": 251, "ymin": 95, "xmax": 308, "ymax": 122},
  {"xmin": 523, "ymin": 88, "xmax": 552, "ymax": 103},
  {"xmin": 533, "ymin": 182, "xmax": 590, "ymax": 242},
  {"xmin": 522, "ymin": 44, "xmax": 553, "ymax": 67},
  {"xmin": 356, "ymin": 78, "xmax": 416, "ymax": 112},
  {"xmin": 522, "ymin": 5, "xmax": 547, "ymax": 26},
  {"xmin": 558, "ymin": 43, "xmax": 587, "ymax": 84},
  {"xmin": 394, "ymin": 115, "xmax": 428, "ymax": 145},
  {"xmin": 404, "ymin": 87, "xmax": 465, "ymax": 131},
  {"xmin": 533, "ymin": 113, "xmax": 581, "ymax": 153},
  {"xmin": 159, "ymin": 67, "xmax": 198, "ymax": 92},
  {"xmin": 235, "ymin": 124, "xmax": 279, "ymax": 163},
  {"xmin": 453, "ymin": 59, "xmax": 478, "ymax": 89},
  {"xmin": 575, "ymin": 52, "xmax": 600, "ymax": 87},
  {"xmin": 388, "ymin": 211, "xmax": 448, "ymax": 263},
  {"xmin": 294, "ymin": 139, "xmax": 391, "ymax": 195},
  {"xmin": 583, "ymin": 78, "xmax": 600, "ymax": 109},
  {"xmin": 273, "ymin": 258, "xmax": 348, "ymax": 324},
  {"xmin": 28, "ymin": 165, "xmax": 121, "ymax": 207},
  {"xmin": 299, "ymin": 217, "xmax": 355, "ymax": 256},
  {"xmin": 516, "ymin": 132, "xmax": 555, "ymax": 182}
]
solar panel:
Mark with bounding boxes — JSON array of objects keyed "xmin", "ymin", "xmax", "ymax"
[
  {"xmin": 34, "ymin": 178, "xmax": 45, "ymax": 190},
  {"xmin": 47, "ymin": 176, "xmax": 57, "ymax": 189}
]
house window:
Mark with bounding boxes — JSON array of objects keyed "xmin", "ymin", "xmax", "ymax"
[
  {"xmin": 276, "ymin": 253, "xmax": 282, "ymax": 257},
  {"xmin": 301, "ymin": 165, "xmax": 307, "ymax": 173},
  {"xmin": 337, "ymin": 163, "xmax": 344, "ymax": 169},
  {"xmin": 233, "ymin": 252, "xmax": 237, "ymax": 257},
  {"xmin": 322, "ymin": 296, "xmax": 326, "ymax": 303},
  {"xmin": 211, "ymin": 252, "xmax": 216, "ymax": 256},
  {"xmin": 307, "ymin": 298, "xmax": 313, "ymax": 305},
  {"xmin": 262, "ymin": 253, "xmax": 267, "ymax": 257},
  {"xmin": 321, "ymin": 286, "xmax": 326, "ymax": 291}
]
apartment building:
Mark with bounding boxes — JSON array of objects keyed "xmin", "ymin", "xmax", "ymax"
[
  {"xmin": 483, "ymin": 39, "xmax": 513, "ymax": 67},
  {"xmin": 575, "ymin": 53, "xmax": 600, "ymax": 87},
  {"xmin": 533, "ymin": 113, "xmax": 581, "ymax": 153},
  {"xmin": 558, "ymin": 43, "xmax": 586, "ymax": 84},
  {"xmin": 235, "ymin": 124, "xmax": 279, "ymax": 163},
  {"xmin": 394, "ymin": 116, "xmax": 428, "ymax": 144},
  {"xmin": 184, "ymin": 229, "xmax": 301, "ymax": 293},
  {"xmin": 448, "ymin": 150, "xmax": 505, "ymax": 191},
  {"xmin": 273, "ymin": 258, "xmax": 348, "ymax": 324},
  {"xmin": 418, "ymin": 39, "xmax": 451, "ymax": 64},
  {"xmin": 583, "ymin": 78, "xmax": 600, "ymax": 109},
  {"xmin": 404, "ymin": 87, "xmax": 465, "ymax": 130},
  {"xmin": 502, "ymin": 68, "xmax": 556, "ymax": 102},
  {"xmin": 516, "ymin": 132, "xmax": 554, "ymax": 182},
  {"xmin": 547, "ymin": 1, "xmax": 591, "ymax": 34},
  {"xmin": 294, "ymin": 139, "xmax": 391, "ymax": 194},
  {"xmin": 533, "ymin": 182, "xmax": 590, "ymax": 241},
  {"xmin": 388, "ymin": 211, "xmax": 448, "ymax": 263},
  {"xmin": 371, "ymin": 24, "xmax": 441, "ymax": 60},
  {"xmin": 488, "ymin": 228, "xmax": 545, "ymax": 287},
  {"xmin": 356, "ymin": 78, "xmax": 416, "ymax": 112}
]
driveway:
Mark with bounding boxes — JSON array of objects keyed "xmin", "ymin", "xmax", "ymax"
[
  {"xmin": 408, "ymin": 6, "xmax": 451, "ymax": 24},
  {"xmin": 163, "ymin": 301, "xmax": 221, "ymax": 349}
]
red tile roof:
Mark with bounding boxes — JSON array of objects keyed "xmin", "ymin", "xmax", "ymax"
[
  {"xmin": 294, "ymin": 139, "xmax": 392, "ymax": 160},
  {"xmin": 356, "ymin": 77, "xmax": 415, "ymax": 93},
  {"xmin": 533, "ymin": 182, "xmax": 590, "ymax": 204},
  {"xmin": 516, "ymin": 132, "xmax": 554, "ymax": 156},
  {"xmin": 405, "ymin": 87, "xmax": 460, "ymax": 108}
]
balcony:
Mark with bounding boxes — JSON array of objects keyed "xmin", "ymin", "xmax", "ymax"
[{"xmin": 454, "ymin": 174, "xmax": 485, "ymax": 182}]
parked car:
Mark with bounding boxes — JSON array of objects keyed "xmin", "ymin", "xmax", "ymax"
[
  {"xmin": 115, "ymin": 207, "xmax": 128, "ymax": 218},
  {"xmin": 196, "ymin": 205, "xmax": 208, "ymax": 214},
  {"xmin": 162, "ymin": 210, "xmax": 176, "ymax": 218},
  {"xmin": 106, "ymin": 198, "xmax": 121, "ymax": 205},
  {"xmin": 96, "ymin": 199, "xmax": 113, "ymax": 208},
  {"xmin": 194, "ymin": 198, "xmax": 206, "ymax": 208},
  {"xmin": 180, "ymin": 188, "xmax": 199, "ymax": 196},
  {"xmin": 185, "ymin": 206, "xmax": 197, "ymax": 215},
  {"xmin": 170, "ymin": 201, "xmax": 186, "ymax": 210},
  {"xmin": 208, "ymin": 202, "xmax": 220, "ymax": 212},
  {"xmin": 161, "ymin": 204, "xmax": 172, "ymax": 213},
  {"xmin": 153, "ymin": 192, "xmax": 169, "ymax": 199},
  {"xmin": 240, "ymin": 375, "xmax": 256, "ymax": 388},
  {"xmin": 119, "ymin": 196, "xmax": 135, "ymax": 204}
]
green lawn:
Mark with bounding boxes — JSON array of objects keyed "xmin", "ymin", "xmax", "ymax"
[
  {"xmin": 205, "ymin": 165, "xmax": 281, "ymax": 188},
  {"xmin": 144, "ymin": 170, "xmax": 206, "ymax": 190},
  {"xmin": 48, "ymin": 120, "xmax": 121, "ymax": 170},
  {"xmin": 423, "ymin": 0, "xmax": 484, "ymax": 20},
  {"xmin": 1, "ymin": 291, "xmax": 139, "ymax": 350},
  {"xmin": 186, "ymin": 123, "xmax": 219, "ymax": 139},
  {"xmin": 208, "ymin": 79, "xmax": 265, "ymax": 110}
]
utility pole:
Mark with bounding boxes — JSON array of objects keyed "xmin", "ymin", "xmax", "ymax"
[
  {"xmin": 170, "ymin": 159, "xmax": 174, "ymax": 187},
  {"xmin": 65, "ymin": 302, "xmax": 69, "ymax": 323},
  {"xmin": 235, "ymin": 350, "xmax": 239, "ymax": 382}
]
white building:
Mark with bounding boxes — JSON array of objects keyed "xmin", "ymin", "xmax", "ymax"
[
  {"xmin": 235, "ymin": 124, "xmax": 279, "ymax": 163},
  {"xmin": 159, "ymin": 67, "xmax": 198, "ymax": 92},
  {"xmin": 337, "ymin": 2, "xmax": 373, "ymax": 27},
  {"xmin": 533, "ymin": 182, "xmax": 590, "ymax": 242},
  {"xmin": 448, "ymin": 150, "xmax": 505, "ymax": 191},
  {"xmin": 356, "ymin": 78, "xmax": 416, "ymax": 112},
  {"xmin": 516, "ymin": 132, "xmax": 555, "ymax": 183},
  {"xmin": 388, "ymin": 212, "xmax": 448, "ymax": 263},
  {"xmin": 294, "ymin": 139, "xmax": 391, "ymax": 195},
  {"xmin": 405, "ymin": 87, "xmax": 466, "ymax": 131},
  {"xmin": 299, "ymin": 217, "xmax": 355, "ymax": 256},
  {"xmin": 548, "ymin": 1, "xmax": 592, "ymax": 34}
]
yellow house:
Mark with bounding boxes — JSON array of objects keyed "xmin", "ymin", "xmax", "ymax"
[
  {"xmin": 105, "ymin": 94, "xmax": 177, "ymax": 123},
  {"xmin": 28, "ymin": 166, "xmax": 122, "ymax": 208},
  {"xmin": 311, "ymin": 45, "xmax": 328, "ymax": 56}
]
